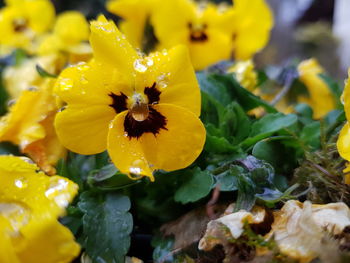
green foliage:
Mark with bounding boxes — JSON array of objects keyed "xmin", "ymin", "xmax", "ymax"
[
  {"xmin": 174, "ymin": 168, "xmax": 213, "ymax": 204},
  {"xmin": 78, "ymin": 191, "xmax": 133, "ymax": 263},
  {"xmin": 35, "ymin": 64, "xmax": 58, "ymax": 78},
  {"xmin": 54, "ymin": 67, "xmax": 345, "ymax": 261}
]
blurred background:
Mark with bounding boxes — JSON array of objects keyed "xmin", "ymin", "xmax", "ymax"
[{"xmin": 0, "ymin": 0, "xmax": 348, "ymax": 79}]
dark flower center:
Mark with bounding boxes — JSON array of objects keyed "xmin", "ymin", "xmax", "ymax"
[
  {"xmin": 109, "ymin": 82, "xmax": 167, "ymax": 139},
  {"xmin": 188, "ymin": 22, "xmax": 208, "ymax": 42},
  {"xmin": 13, "ymin": 18, "xmax": 28, "ymax": 32}
]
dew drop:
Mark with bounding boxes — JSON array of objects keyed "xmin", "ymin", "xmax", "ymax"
[
  {"xmin": 130, "ymin": 103, "xmax": 149, "ymax": 121},
  {"xmin": 145, "ymin": 57, "xmax": 154, "ymax": 66},
  {"xmin": 0, "ymin": 202, "xmax": 31, "ymax": 234},
  {"xmin": 45, "ymin": 179, "xmax": 72, "ymax": 208},
  {"xmin": 133, "ymin": 59, "xmax": 148, "ymax": 73},
  {"xmin": 14, "ymin": 177, "xmax": 28, "ymax": 189}
]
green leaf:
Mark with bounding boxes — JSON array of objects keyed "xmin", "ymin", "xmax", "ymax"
[
  {"xmin": 87, "ymin": 164, "xmax": 140, "ymax": 190},
  {"xmin": 197, "ymin": 72, "xmax": 277, "ymax": 113},
  {"xmin": 319, "ymin": 73, "xmax": 343, "ymax": 106},
  {"xmin": 220, "ymin": 102, "xmax": 251, "ymax": 143},
  {"xmin": 79, "ymin": 192, "xmax": 133, "ymax": 263},
  {"xmin": 210, "ymin": 73, "xmax": 277, "ymax": 113},
  {"xmin": 215, "ymin": 167, "xmax": 238, "ymax": 191},
  {"xmin": 300, "ymin": 121, "xmax": 321, "ymax": 150},
  {"xmin": 197, "ymin": 72, "xmax": 231, "ymax": 106},
  {"xmin": 174, "ymin": 168, "xmax": 214, "ymax": 204},
  {"xmin": 205, "ymin": 134, "xmax": 238, "ymax": 154},
  {"xmin": 252, "ymin": 138, "xmax": 299, "ymax": 174},
  {"xmin": 56, "ymin": 152, "xmax": 110, "ymax": 190},
  {"xmin": 36, "ymin": 64, "xmax": 57, "ymax": 78},
  {"xmin": 241, "ymin": 113, "xmax": 298, "ymax": 149}
]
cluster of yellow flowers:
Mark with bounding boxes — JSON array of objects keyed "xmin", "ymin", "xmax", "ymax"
[
  {"xmin": 109, "ymin": 0, "xmax": 274, "ymax": 70},
  {"xmin": 0, "ymin": 0, "xmax": 275, "ymax": 181},
  {"xmin": 0, "ymin": 0, "xmax": 274, "ymax": 261},
  {"xmin": 0, "ymin": 0, "xmax": 347, "ymax": 261}
]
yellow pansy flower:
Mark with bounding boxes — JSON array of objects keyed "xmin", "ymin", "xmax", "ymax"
[
  {"xmin": 337, "ymin": 70, "xmax": 350, "ymax": 162},
  {"xmin": 0, "ymin": 155, "xmax": 80, "ymax": 263},
  {"xmin": 106, "ymin": 0, "xmax": 157, "ymax": 48},
  {"xmin": 54, "ymin": 16, "xmax": 206, "ymax": 181},
  {"xmin": 0, "ymin": 0, "xmax": 55, "ymax": 52},
  {"xmin": 151, "ymin": 0, "xmax": 273, "ymax": 70},
  {"xmin": 297, "ymin": 58, "xmax": 336, "ymax": 119},
  {"xmin": 38, "ymin": 11, "xmax": 92, "ymax": 63},
  {"xmin": 151, "ymin": 0, "xmax": 234, "ymax": 70},
  {"xmin": 0, "ymin": 77, "xmax": 65, "ymax": 174}
]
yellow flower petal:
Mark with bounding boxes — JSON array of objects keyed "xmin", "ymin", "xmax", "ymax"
[
  {"xmin": 232, "ymin": 0, "xmax": 274, "ymax": 60},
  {"xmin": 24, "ymin": 0, "xmax": 55, "ymax": 33},
  {"xmin": 54, "ymin": 11, "xmax": 89, "ymax": 44},
  {"xmin": 337, "ymin": 122, "xmax": 350, "ymax": 161},
  {"xmin": 0, "ymin": 77, "xmax": 65, "ymax": 174},
  {"xmin": 107, "ymin": 111, "xmax": 154, "ymax": 181},
  {"xmin": 189, "ymin": 28, "xmax": 232, "ymax": 71},
  {"xmin": 141, "ymin": 104, "xmax": 206, "ymax": 171},
  {"xmin": 54, "ymin": 60, "xmax": 134, "ymax": 106},
  {"xmin": 106, "ymin": 0, "xmax": 156, "ymax": 48},
  {"xmin": 297, "ymin": 58, "xmax": 335, "ymax": 119},
  {"xmin": 55, "ymin": 105, "xmax": 115, "ymax": 155},
  {"xmin": 90, "ymin": 15, "xmax": 138, "ymax": 76},
  {"xmin": 0, "ymin": 155, "xmax": 80, "ymax": 263},
  {"xmin": 145, "ymin": 45, "xmax": 201, "ymax": 115}
]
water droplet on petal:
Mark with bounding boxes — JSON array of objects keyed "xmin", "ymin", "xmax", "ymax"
[
  {"xmin": 14, "ymin": 177, "xmax": 28, "ymax": 188},
  {"xmin": 145, "ymin": 57, "xmax": 154, "ymax": 66},
  {"xmin": 134, "ymin": 59, "xmax": 148, "ymax": 73},
  {"xmin": 45, "ymin": 179, "xmax": 71, "ymax": 208},
  {"xmin": 0, "ymin": 202, "xmax": 31, "ymax": 234}
]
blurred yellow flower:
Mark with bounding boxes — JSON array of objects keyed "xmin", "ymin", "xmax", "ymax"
[
  {"xmin": 151, "ymin": 0, "xmax": 273, "ymax": 70},
  {"xmin": 3, "ymin": 55, "xmax": 63, "ymax": 98},
  {"xmin": 337, "ymin": 70, "xmax": 350, "ymax": 163},
  {"xmin": 230, "ymin": 0, "xmax": 274, "ymax": 60},
  {"xmin": 297, "ymin": 58, "xmax": 335, "ymax": 119},
  {"xmin": 0, "ymin": 155, "xmax": 80, "ymax": 263},
  {"xmin": 38, "ymin": 11, "xmax": 92, "ymax": 63},
  {"xmin": 0, "ymin": 0, "xmax": 55, "ymax": 52},
  {"xmin": 227, "ymin": 60, "xmax": 257, "ymax": 91},
  {"xmin": 54, "ymin": 16, "xmax": 206, "ymax": 181},
  {"xmin": 0, "ymin": 76, "xmax": 65, "ymax": 174},
  {"xmin": 106, "ymin": 0, "xmax": 157, "ymax": 48}
]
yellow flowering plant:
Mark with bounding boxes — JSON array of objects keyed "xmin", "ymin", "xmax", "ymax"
[
  {"xmin": 0, "ymin": 1, "xmax": 349, "ymax": 263},
  {"xmin": 54, "ymin": 15, "xmax": 206, "ymax": 181}
]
